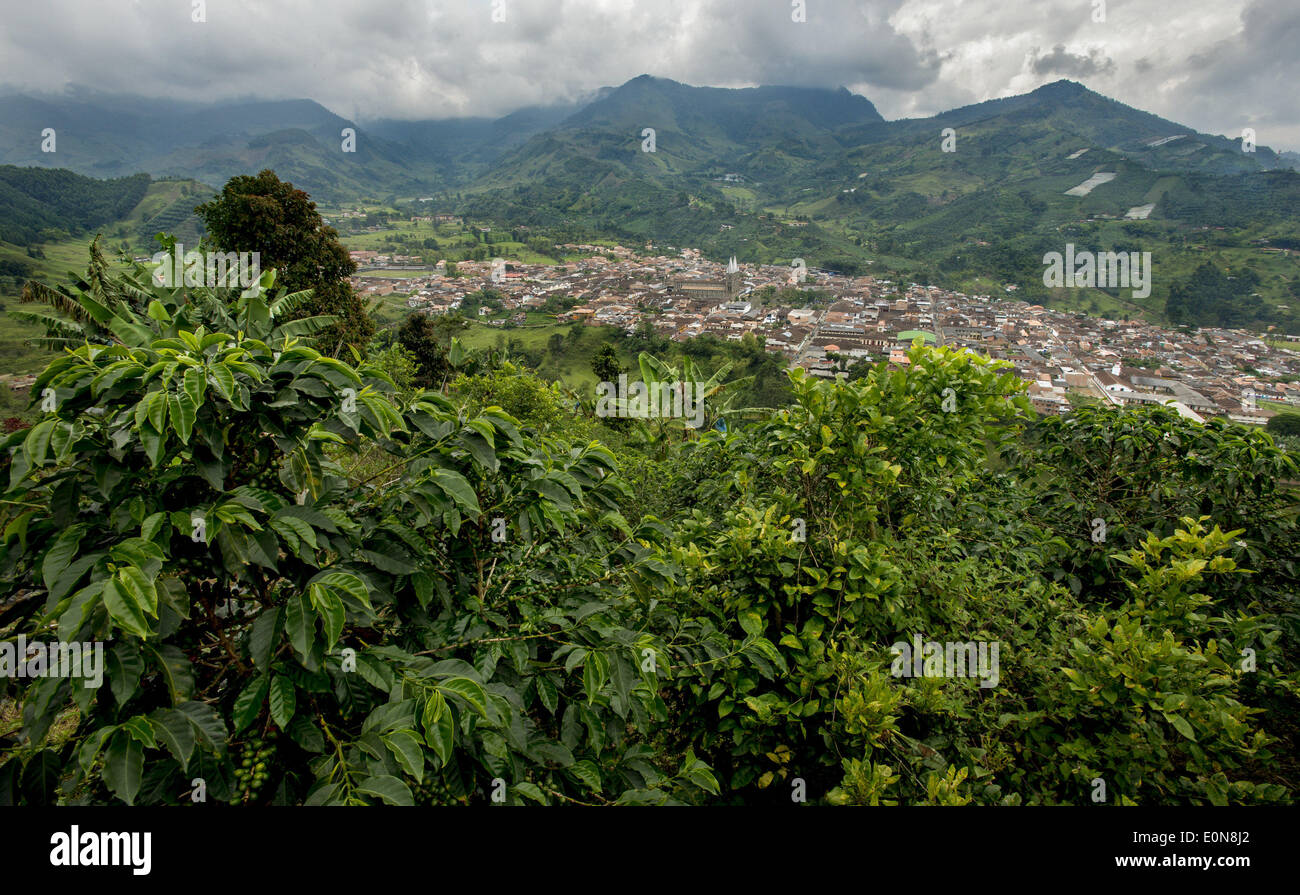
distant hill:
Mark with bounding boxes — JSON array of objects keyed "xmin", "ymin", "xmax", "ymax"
[
  {"xmin": 2, "ymin": 78, "xmax": 1297, "ymax": 331},
  {"xmin": 0, "ymin": 166, "xmax": 150, "ymax": 245},
  {"xmin": 477, "ymin": 76, "xmax": 884, "ymax": 192},
  {"xmin": 0, "ymin": 89, "xmax": 612, "ymax": 203},
  {"xmin": 4, "ymin": 77, "xmax": 1289, "ymax": 204},
  {"xmin": 0, "ymin": 92, "xmax": 439, "ymax": 202},
  {"xmin": 366, "ymin": 94, "xmax": 603, "ymax": 185},
  {"xmin": 458, "ymin": 78, "xmax": 1299, "ymax": 332}
]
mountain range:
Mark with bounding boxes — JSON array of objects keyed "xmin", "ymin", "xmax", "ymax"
[
  {"xmin": 1, "ymin": 76, "xmax": 1298, "ymax": 330},
  {"xmin": 2, "ymin": 77, "xmax": 1292, "ymax": 201}
]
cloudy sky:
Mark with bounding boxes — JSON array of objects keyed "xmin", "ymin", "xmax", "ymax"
[{"xmin": 1, "ymin": 0, "xmax": 1296, "ymax": 149}]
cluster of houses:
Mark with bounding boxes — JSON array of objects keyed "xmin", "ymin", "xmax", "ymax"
[
  {"xmin": 5, "ymin": 241, "xmax": 1293, "ymax": 432},
  {"xmin": 342, "ymin": 244, "xmax": 1300, "ymax": 423}
]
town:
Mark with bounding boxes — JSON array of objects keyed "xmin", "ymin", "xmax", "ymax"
[{"xmin": 348, "ymin": 243, "xmax": 1300, "ymax": 425}]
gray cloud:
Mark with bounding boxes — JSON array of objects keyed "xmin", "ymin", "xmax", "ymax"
[
  {"xmin": 0, "ymin": 0, "xmax": 1293, "ymax": 149},
  {"xmin": 1176, "ymin": 0, "xmax": 1300, "ymax": 148},
  {"xmin": 1028, "ymin": 44, "xmax": 1116, "ymax": 78}
]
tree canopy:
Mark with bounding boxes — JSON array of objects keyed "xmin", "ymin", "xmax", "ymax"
[{"xmin": 195, "ymin": 170, "xmax": 373, "ymax": 355}]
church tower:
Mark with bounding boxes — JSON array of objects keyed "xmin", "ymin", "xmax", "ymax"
[{"xmin": 725, "ymin": 256, "xmax": 741, "ymax": 298}]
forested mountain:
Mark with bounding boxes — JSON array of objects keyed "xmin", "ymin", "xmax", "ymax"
[
  {"xmin": 4, "ymin": 77, "xmax": 1292, "ymax": 207},
  {"xmin": 462, "ymin": 77, "xmax": 1300, "ymax": 330},
  {"xmin": 0, "ymin": 166, "xmax": 149, "ymax": 245},
  {"xmin": 3, "ymin": 77, "xmax": 1299, "ymax": 328},
  {"xmin": 0, "ymin": 89, "xmax": 594, "ymax": 202},
  {"xmin": 366, "ymin": 93, "xmax": 605, "ymax": 185},
  {"xmin": 0, "ymin": 92, "xmax": 436, "ymax": 202}
]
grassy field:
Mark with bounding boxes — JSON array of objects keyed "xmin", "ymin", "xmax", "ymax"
[
  {"xmin": 458, "ymin": 321, "xmax": 639, "ymax": 391},
  {"xmin": 339, "ymin": 219, "xmax": 564, "ymax": 266},
  {"xmin": 0, "ymin": 313, "xmax": 52, "ymax": 376},
  {"xmin": 0, "ymin": 234, "xmax": 138, "ymax": 376},
  {"xmin": 1265, "ymin": 339, "xmax": 1300, "ymax": 352},
  {"xmin": 368, "ymin": 293, "xmax": 414, "ymax": 330},
  {"xmin": 1259, "ymin": 399, "xmax": 1300, "ymax": 414}
]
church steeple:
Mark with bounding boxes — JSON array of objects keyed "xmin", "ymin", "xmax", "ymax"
[{"xmin": 725, "ymin": 256, "xmax": 740, "ymax": 297}]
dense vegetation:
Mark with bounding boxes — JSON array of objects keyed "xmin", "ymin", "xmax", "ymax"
[
  {"xmin": 1166, "ymin": 262, "xmax": 1271, "ymax": 329},
  {"xmin": 2, "ymin": 229, "xmax": 1297, "ymax": 805},
  {"xmin": 0, "ymin": 167, "xmax": 150, "ymax": 246},
  {"xmin": 195, "ymin": 170, "xmax": 374, "ymax": 355}
]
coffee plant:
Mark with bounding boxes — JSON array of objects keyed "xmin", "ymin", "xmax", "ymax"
[{"xmin": 0, "ymin": 252, "xmax": 716, "ymax": 805}]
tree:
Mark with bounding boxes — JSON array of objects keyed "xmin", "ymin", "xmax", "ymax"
[
  {"xmin": 195, "ymin": 170, "xmax": 373, "ymax": 356},
  {"xmin": 398, "ymin": 312, "xmax": 463, "ymax": 389},
  {"xmin": 547, "ymin": 333, "xmax": 566, "ymax": 357},
  {"xmin": 451, "ymin": 361, "xmax": 570, "ymax": 432},
  {"xmin": 591, "ymin": 344, "xmax": 621, "ymax": 383},
  {"xmin": 1266, "ymin": 413, "xmax": 1300, "ymax": 437},
  {"xmin": 367, "ymin": 343, "xmax": 421, "ymax": 403}
]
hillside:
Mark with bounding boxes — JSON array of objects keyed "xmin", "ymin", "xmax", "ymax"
[
  {"xmin": 0, "ymin": 166, "xmax": 149, "ymax": 245},
  {"xmin": 366, "ymin": 94, "xmax": 603, "ymax": 186},
  {"xmin": 3, "ymin": 78, "xmax": 1298, "ymax": 330},
  {"xmin": 0, "ymin": 93, "xmax": 438, "ymax": 203},
  {"xmin": 476, "ymin": 77, "xmax": 883, "ymax": 190},
  {"xmin": 463, "ymin": 78, "xmax": 1300, "ymax": 330},
  {"xmin": 0, "ymin": 171, "xmax": 211, "ymax": 376}
]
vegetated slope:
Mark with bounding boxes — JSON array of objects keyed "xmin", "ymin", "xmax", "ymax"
[
  {"xmin": 0, "ymin": 169, "xmax": 211, "ymax": 254},
  {"xmin": 4, "ymin": 79, "xmax": 1297, "ymax": 328},
  {"xmin": 466, "ymin": 78, "xmax": 1300, "ymax": 329},
  {"xmin": 0, "ymin": 93, "xmax": 439, "ymax": 203},
  {"xmin": 0, "ymin": 166, "xmax": 150, "ymax": 245},
  {"xmin": 0, "ymin": 90, "xmax": 603, "ymax": 204},
  {"xmin": 366, "ymin": 94, "xmax": 604, "ymax": 186}
]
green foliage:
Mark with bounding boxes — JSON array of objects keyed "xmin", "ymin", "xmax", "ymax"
[
  {"xmin": 1019, "ymin": 521, "xmax": 1286, "ymax": 805},
  {"xmin": 624, "ymin": 342, "xmax": 1296, "ymax": 805},
  {"xmin": 16, "ymin": 235, "xmax": 152, "ymax": 350},
  {"xmin": 0, "ymin": 167, "xmax": 150, "ymax": 246},
  {"xmin": 450, "ymin": 362, "xmax": 572, "ymax": 433},
  {"xmin": 195, "ymin": 170, "xmax": 374, "ymax": 355},
  {"xmin": 365, "ymin": 344, "xmax": 421, "ymax": 404},
  {"xmin": 1266, "ymin": 413, "xmax": 1300, "ymax": 437},
  {"xmin": 590, "ymin": 344, "xmax": 620, "ymax": 384},
  {"xmin": 0, "ymin": 259, "xmax": 715, "ymax": 805},
  {"xmin": 2, "ymin": 245, "xmax": 1297, "ymax": 806},
  {"xmin": 1166, "ymin": 262, "xmax": 1266, "ymax": 328},
  {"xmin": 1007, "ymin": 403, "xmax": 1300, "ymax": 636},
  {"xmin": 397, "ymin": 312, "xmax": 462, "ymax": 390}
]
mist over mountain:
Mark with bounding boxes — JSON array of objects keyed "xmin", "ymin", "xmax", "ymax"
[
  {"xmin": 0, "ymin": 76, "xmax": 1291, "ymax": 202},
  {"xmin": 0, "ymin": 92, "xmax": 408, "ymax": 200}
]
